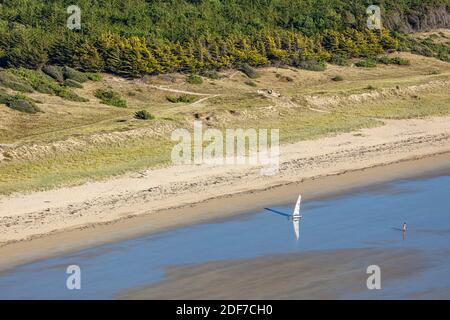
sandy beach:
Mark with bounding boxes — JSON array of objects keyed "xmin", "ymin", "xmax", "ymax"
[{"xmin": 1, "ymin": 115, "xmax": 450, "ymax": 271}]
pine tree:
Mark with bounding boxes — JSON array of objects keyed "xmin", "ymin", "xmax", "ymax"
[
  {"xmin": 73, "ymin": 41, "xmax": 104, "ymax": 72},
  {"xmin": 96, "ymin": 33, "xmax": 122, "ymax": 74}
]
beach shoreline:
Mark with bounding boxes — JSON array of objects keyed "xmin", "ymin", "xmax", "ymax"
[{"xmin": 1, "ymin": 115, "xmax": 450, "ymax": 271}]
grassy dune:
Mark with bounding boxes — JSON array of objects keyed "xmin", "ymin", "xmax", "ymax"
[{"xmin": 0, "ymin": 51, "xmax": 449, "ymax": 194}]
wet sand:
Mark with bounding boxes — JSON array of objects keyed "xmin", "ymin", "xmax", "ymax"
[
  {"xmin": 0, "ymin": 151, "xmax": 450, "ymax": 272},
  {"xmin": 119, "ymin": 248, "xmax": 427, "ymax": 300}
]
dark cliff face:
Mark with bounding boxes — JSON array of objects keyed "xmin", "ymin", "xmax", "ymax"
[{"xmin": 384, "ymin": 5, "xmax": 450, "ymax": 33}]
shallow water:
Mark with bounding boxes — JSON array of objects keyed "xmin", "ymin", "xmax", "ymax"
[{"xmin": 0, "ymin": 173, "xmax": 449, "ymax": 299}]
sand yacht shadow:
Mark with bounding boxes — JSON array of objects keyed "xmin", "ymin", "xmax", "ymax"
[{"xmin": 264, "ymin": 207, "xmax": 301, "ymax": 240}]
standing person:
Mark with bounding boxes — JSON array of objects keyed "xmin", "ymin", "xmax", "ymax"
[{"xmin": 402, "ymin": 222, "xmax": 407, "ymax": 232}]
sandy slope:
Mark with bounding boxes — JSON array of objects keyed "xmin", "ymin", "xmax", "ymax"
[{"xmin": 1, "ymin": 115, "xmax": 450, "ymax": 247}]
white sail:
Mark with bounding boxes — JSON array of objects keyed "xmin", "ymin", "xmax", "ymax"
[
  {"xmin": 293, "ymin": 194, "xmax": 302, "ymax": 217},
  {"xmin": 292, "ymin": 194, "xmax": 302, "ymax": 240}
]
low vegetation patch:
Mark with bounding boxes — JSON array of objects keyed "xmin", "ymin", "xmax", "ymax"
[
  {"xmin": 239, "ymin": 64, "xmax": 260, "ymax": 79},
  {"xmin": 0, "ymin": 70, "xmax": 34, "ymax": 92},
  {"xmin": 0, "ymin": 91, "xmax": 41, "ymax": 114},
  {"xmin": 276, "ymin": 74, "xmax": 294, "ymax": 82},
  {"xmin": 63, "ymin": 66, "xmax": 89, "ymax": 83},
  {"xmin": 8, "ymin": 68, "xmax": 88, "ymax": 102},
  {"xmin": 86, "ymin": 73, "xmax": 102, "ymax": 81},
  {"xmin": 330, "ymin": 54, "xmax": 349, "ymax": 66},
  {"xmin": 398, "ymin": 33, "xmax": 450, "ymax": 62},
  {"xmin": 356, "ymin": 56, "xmax": 410, "ymax": 68},
  {"xmin": 376, "ymin": 55, "xmax": 410, "ymax": 65},
  {"xmin": 355, "ymin": 58, "xmax": 377, "ymax": 68},
  {"xmin": 166, "ymin": 94, "xmax": 196, "ymax": 103},
  {"xmin": 95, "ymin": 89, "xmax": 127, "ymax": 108},
  {"xmin": 134, "ymin": 110, "xmax": 155, "ymax": 120},
  {"xmin": 186, "ymin": 74, "xmax": 203, "ymax": 84},
  {"xmin": 244, "ymin": 80, "xmax": 257, "ymax": 87},
  {"xmin": 1, "ymin": 80, "xmax": 34, "ymax": 92},
  {"xmin": 200, "ymin": 70, "xmax": 220, "ymax": 79},
  {"xmin": 0, "ymin": 90, "xmax": 11, "ymax": 104},
  {"xmin": 64, "ymin": 79, "xmax": 83, "ymax": 88},
  {"xmin": 42, "ymin": 65, "xmax": 64, "ymax": 82},
  {"xmin": 429, "ymin": 68, "xmax": 441, "ymax": 75},
  {"xmin": 295, "ymin": 59, "xmax": 326, "ymax": 71},
  {"xmin": 7, "ymin": 97, "xmax": 41, "ymax": 114},
  {"xmin": 43, "ymin": 65, "xmax": 101, "ymax": 82},
  {"xmin": 331, "ymin": 75, "xmax": 344, "ymax": 81}
]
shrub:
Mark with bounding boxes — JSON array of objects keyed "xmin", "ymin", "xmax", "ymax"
[
  {"xmin": 42, "ymin": 65, "xmax": 64, "ymax": 82},
  {"xmin": 95, "ymin": 89, "xmax": 127, "ymax": 107},
  {"xmin": 8, "ymin": 68, "xmax": 86, "ymax": 101},
  {"xmin": 166, "ymin": 94, "xmax": 196, "ymax": 103},
  {"xmin": 58, "ymin": 89, "xmax": 89, "ymax": 102},
  {"xmin": 331, "ymin": 75, "xmax": 344, "ymax": 81},
  {"xmin": 1, "ymin": 81, "xmax": 34, "ymax": 92},
  {"xmin": 366, "ymin": 85, "xmax": 377, "ymax": 90},
  {"xmin": 63, "ymin": 66, "xmax": 89, "ymax": 83},
  {"xmin": 0, "ymin": 91, "xmax": 10, "ymax": 104},
  {"xmin": 390, "ymin": 57, "xmax": 410, "ymax": 66},
  {"xmin": 186, "ymin": 74, "xmax": 203, "ymax": 84},
  {"xmin": 296, "ymin": 59, "xmax": 326, "ymax": 71},
  {"xmin": 276, "ymin": 73, "xmax": 294, "ymax": 82},
  {"xmin": 166, "ymin": 95, "xmax": 178, "ymax": 103},
  {"xmin": 10, "ymin": 68, "xmax": 59, "ymax": 94},
  {"xmin": 355, "ymin": 59, "xmax": 377, "ymax": 68},
  {"xmin": 244, "ymin": 80, "xmax": 257, "ymax": 87},
  {"xmin": 73, "ymin": 42, "xmax": 105, "ymax": 72},
  {"xmin": 330, "ymin": 54, "xmax": 349, "ymax": 66},
  {"xmin": 2, "ymin": 95, "xmax": 41, "ymax": 114},
  {"xmin": 376, "ymin": 56, "xmax": 410, "ymax": 66},
  {"xmin": 5, "ymin": 44, "xmax": 48, "ymax": 69},
  {"xmin": 239, "ymin": 64, "xmax": 260, "ymax": 79},
  {"xmin": 411, "ymin": 45, "xmax": 433, "ymax": 57},
  {"xmin": 134, "ymin": 110, "xmax": 154, "ymax": 120},
  {"xmin": 8, "ymin": 99, "xmax": 40, "ymax": 113},
  {"xmin": 64, "ymin": 79, "xmax": 83, "ymax": 88},
  {"xmin": 0, "ymin": 71, "xmax": 34, "ymax": 93},
  {"xmin": 200, "ymin": 70, "xmax": 220, "ymax": 79},
  {"xmin": 0, "ymin": 71, "xmax": 18, "ymax": 83},
  {"xmin": 429, "ymin": 68, "xmax": 441, "ymax": 75},
  {"xmin": 375, "ymin": 55, "xmax": 391, "ymax": 65},
  {"xmin": 86, "ymin": 73, "xmax": 102, "ymax": 81}
]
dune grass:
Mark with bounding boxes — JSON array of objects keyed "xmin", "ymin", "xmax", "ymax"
[
  {"xmin": 0, "ymin": 111, "xmax": 381, "ymax": 195},
  {"xmin": 0, "ymin": 53, "xmax": 449, "ymax": 195},
  {"xmin": 344, "ymin": 92, "xmax": 450, "ymax": 119},
  {"xmin": 0, "ymin": 138, "xmax": 173, "ymax": 194}
]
